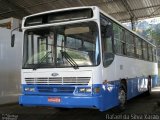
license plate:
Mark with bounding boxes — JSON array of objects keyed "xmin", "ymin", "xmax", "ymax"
[{"xmin": 48, "ymin": 97, "xmax": 61, "ymax": 103}]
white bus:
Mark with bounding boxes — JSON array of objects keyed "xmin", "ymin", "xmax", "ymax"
[{"xmin": 17, "ymin": 6, "xmax": 158, "ymax": 111}]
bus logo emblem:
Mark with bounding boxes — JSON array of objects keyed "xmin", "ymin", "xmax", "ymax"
[{"xmin": 51, "ymin": 73, "xmax": 59, "ymax": 76}]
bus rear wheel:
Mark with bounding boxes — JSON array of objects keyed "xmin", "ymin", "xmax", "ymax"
[{"xmin": 146, "ymin": 76, "xmax": 151, "ymax": 95}]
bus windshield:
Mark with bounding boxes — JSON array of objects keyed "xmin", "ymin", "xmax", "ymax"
[{"xmin": 23, "ymin": 21, "xmax": 100, "ymax": 69}]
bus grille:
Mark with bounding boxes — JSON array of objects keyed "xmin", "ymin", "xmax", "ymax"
[
  {"xmin": 37, "ymin": 86, "xmax": 75, "ymax": 93},
  {"xmin": 25, "ymin": 77, "xmax": 91, "ymax": 85}
]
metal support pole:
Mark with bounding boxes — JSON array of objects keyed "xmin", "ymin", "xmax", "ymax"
[{"xmin": 131, "ymin": 17, "xmax": 136, "ymax": 31}]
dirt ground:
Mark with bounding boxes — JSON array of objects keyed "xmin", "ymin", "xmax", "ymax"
[{"xmin": 0, "ymin": 87, "xmax": 160, "ymax": 120}]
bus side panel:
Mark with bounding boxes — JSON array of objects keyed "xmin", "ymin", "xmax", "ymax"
[
  {"xmin": 127, "ymin": 76, "xmax": 147, "ymax": 100},
  {"xmin": 102, "ymin": 55, "xmax": 158, "ymax": 111},
  {"xmin": 152, "ymin": 75, "xmax": 158, "ymax": 87},
  {"xmin": 96, "ymin": 81, "xmax": 120, "ymax": 111}
]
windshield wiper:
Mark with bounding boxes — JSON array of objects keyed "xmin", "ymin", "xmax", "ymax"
[
  {"xmin": 60, "ymin": 50, "xmax": 79, "ymax": 69},
  {"xmin": 33, "ymin": 51, "xmax": 51, "ymax": 70}
]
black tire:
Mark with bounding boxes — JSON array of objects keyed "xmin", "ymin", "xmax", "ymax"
[
  {"xmin": 146, "ymin": 77, "xmax": 151, "ymax": 95},
  {"xmin": 118, "ymin": 85, "xmax": 127, "ymax": 111}
]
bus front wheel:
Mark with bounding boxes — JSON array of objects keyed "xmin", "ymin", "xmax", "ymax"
[{"xmin": 118, "ymin": 86, "xmax": 127, "ymax": 111}]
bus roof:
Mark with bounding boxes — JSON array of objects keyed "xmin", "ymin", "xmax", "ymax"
[{"xmin": 23, "ymin": 6, "xmax": 96, "ymax": 20}]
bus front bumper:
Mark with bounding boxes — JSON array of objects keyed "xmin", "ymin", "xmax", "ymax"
[{"xmin": 19, "ymin": 95, "xmax": 102, "ymax": 110}]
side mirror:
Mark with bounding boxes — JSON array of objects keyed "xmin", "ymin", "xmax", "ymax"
[
  {"xmin": 11, "ymin": 26, "xmax": 21, "ymax": 47},
  {"xmin": 11, "ymin": 34, "xmax": 15, "ymax": 47}
]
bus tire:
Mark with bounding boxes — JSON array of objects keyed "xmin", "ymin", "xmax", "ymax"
[
  {"xmin": 146, "ymin": 76, "xmax": 151, "ymax": 95},
  {"xmin": 118, "ymin": 85, "xmax": 127, "ymax": 111}
]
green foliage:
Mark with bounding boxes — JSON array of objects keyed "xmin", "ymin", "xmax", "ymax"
[{"xmin": 137, "ymin": 23, "xmax": 160, "ymax": 46}]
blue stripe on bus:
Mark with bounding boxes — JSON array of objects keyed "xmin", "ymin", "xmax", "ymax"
[
  {"xmin": 152, "ymin": 75, "xmax": 158, "ymax": 87},
  {"xmin": 19, "ymin": 75, "xmax": 158, "ymax": 111}
]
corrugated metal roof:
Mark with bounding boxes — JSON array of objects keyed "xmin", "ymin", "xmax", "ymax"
[{"xmin": 0, "ymin": 0, "xmax": 160, "ymax": 22}]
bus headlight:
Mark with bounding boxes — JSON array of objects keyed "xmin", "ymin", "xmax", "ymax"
[
  {"xmin": 85, "ymin": 88, "xmax": 91, "ymax": 93},
  {"xmin": 78, "ymin": 88, "xmax": 85, "ymax": 93},
  {"xmin": 78, "ymin": 87, "xmax": 91, "ymax": 93},
  {"xmin": 24, "ymin": 87, "xmax": 35, "ymax": 92}
]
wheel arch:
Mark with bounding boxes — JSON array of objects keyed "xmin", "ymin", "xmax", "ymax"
[{"xmin": 120, "ymin": 79, "xmax": 127, "ymax": 92}]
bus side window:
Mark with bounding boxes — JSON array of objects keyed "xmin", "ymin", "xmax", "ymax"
[
  {"xmin": 100, "ymin": 15, "xmax": 114, "ymax": 67},
  {"xmin": 135, "ymin": 37, "xmax": 140, "ymax": 59},
  {"xmin": 153, "ymin": 48, "xmax": 157, "ymax": 62},
  {"xmin": 113, "ymin": 23, "xmax": 126, "ymax": 55},
  {"xmin": 100, "ymin": 17, "xmax": 113, "ymax": 54},
  {"xmin": 142, "ymin": 41, "xmax": 148, "ymax": 60},
  {"xmin": 125, "ymin": 31, "xmax": 135, "ymax": 57},
  {"xmin": 148, "ymin": 45, "xmax": 153, "ymax": 62}
]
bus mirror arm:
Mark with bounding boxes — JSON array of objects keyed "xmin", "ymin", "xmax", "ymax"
[
  {"xmin": 11, "ymin": 34, "xmax": 15, "ymax": 47},
  {"xmin": 11, "ymin": 27, "xmax": 21, "ymax": 47}
]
